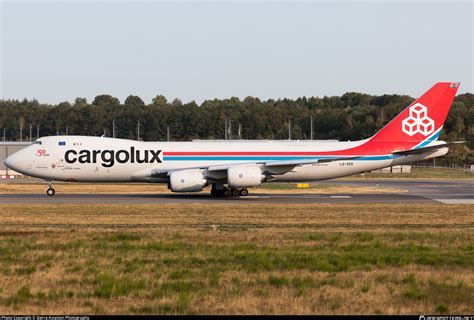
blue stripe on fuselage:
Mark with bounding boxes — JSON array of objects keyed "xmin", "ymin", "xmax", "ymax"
[{"xmin": 162, "ymin": 155, "xmax": 395, "ymax": 161}]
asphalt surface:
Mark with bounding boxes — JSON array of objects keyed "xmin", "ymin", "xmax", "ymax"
[
  {"xmin": 323, "ymin": 179, "xmax": 474, "ymax": 204},
  {"xmin": 0, "ymin": 179, "xmax": 472, "ymax": 204}
]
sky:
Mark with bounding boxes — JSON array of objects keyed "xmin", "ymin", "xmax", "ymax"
[{"xmin": 1, "ymin": 1, "xmax": 472, "ymax": 104}]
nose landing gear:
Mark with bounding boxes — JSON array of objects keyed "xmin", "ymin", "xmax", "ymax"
[{"xmin": 45, "ymin": 181, "xmax": 56, "ymax": 196}]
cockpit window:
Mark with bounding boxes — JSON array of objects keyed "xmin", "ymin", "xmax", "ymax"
[{"xmin": 35, "ymin": 141, "xmax": 42, "ymax": 145}]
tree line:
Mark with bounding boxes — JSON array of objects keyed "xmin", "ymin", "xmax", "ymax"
[{"xmin": 0, "ymin": 92, "xmax": 472, "ymax": 164}]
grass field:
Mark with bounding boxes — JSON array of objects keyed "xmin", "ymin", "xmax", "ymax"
[{"xmin": 0, "ymin": 203, "xmax": 472, "ymax": 314}]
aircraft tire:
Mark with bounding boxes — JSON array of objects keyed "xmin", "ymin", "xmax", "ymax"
[
  {"xmin": 223, "ymin": 188, "xmax": 232, "ymax": 197},
  {"xmin": 211, "ymin": 189, "xmax": 224, "ymax": 197},
  {"xmin": 231, "ymin": 188, "xmax": 240, "ymax": 197},
  {"xmin": 239, "ymin": 188, "xmax": 249, "ymax": 196},
  {"xmin": 47, "ymin": 188, "xmax": 56, "ymax": 196},
  {"xmin": 211, "ymin": 184, "xmax": 224, "ymax": 197}
]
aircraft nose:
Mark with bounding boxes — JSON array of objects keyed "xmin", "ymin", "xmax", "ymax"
[
  {"xmin": 4, "ymin": 155, "xmax": 13, "ymax": 169},
  {"xmin": 4, "ymin": 152, "xmax": 20, "ymax": 172}
]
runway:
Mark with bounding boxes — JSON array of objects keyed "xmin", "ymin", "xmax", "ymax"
[
  {"xmin": 0, "ymin": 179, "xmax": 472, "ymax": 204},
  {"xmin": 323, "ymin": 179, "xmax": 474, "ymax": 204}
]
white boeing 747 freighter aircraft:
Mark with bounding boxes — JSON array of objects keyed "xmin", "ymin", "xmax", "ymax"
[{"xmin": 4, "ymin": 82, "xmax": 463, "ymax": 197}]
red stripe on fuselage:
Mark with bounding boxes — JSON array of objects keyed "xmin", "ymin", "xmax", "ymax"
[
  {"xmin": 162, "ymin": 141, "xmax": 418, "ymax": 157},
  {"xmin": 164, "ymin": 151, "xmax": 341, "ymax": 156}
]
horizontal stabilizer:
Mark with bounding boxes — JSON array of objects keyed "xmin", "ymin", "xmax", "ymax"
[{"xmin": 391, "ymin": 141, "xmax": 465, "ymax": 156}]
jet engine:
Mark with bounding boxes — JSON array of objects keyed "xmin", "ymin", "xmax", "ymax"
[
  {"xmin": 169, "ymin": 169, "xmax": 207, "ymax": 192},
  {"xmin": 227, "ymin": 165, "xmax": 265, "ymax": 188}
]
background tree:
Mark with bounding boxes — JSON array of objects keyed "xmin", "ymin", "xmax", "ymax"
[
  {"xmin": 74, "ymin": 97, "xmax": 87, "ymax": 107},
  {"xmin": 171, "ymin": 98, "xmax": 183, "ymax": 107},
  {"xmin": 124, "ymin": 95, "xmax": 145, "ymax": 108},
  {"xmin": 92, "ymin": 94, "xmax": 120, "ymax": 107},
  {"xmin": 152, "ymin": 95, "xmax": 168, "ymax": 107}
]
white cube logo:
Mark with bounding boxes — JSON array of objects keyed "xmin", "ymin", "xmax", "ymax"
[
  {"xmin": 419, "ymin": 117, "xmax": 434, "ymax": 136},
  {"xmin": 409, "ymin": 104, "xmax": 427, "ymax": 119},
  {"xmin": 401, "ymin": 103, "xmax": 435, "ymax": 136},
  {"xmin": 402, "ymin": 117, "xmax": 418, "ymax": 136}
]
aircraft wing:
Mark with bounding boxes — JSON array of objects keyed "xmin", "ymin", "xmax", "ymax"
[
  {"xmin": 391, "ymin": 141, "xmax": 465, "ymax": 156},
  {"xmin": 133, "ymin": 156, "xmax": 360, "ymax": 182},
  {"xmin": 205, "ymin": 156, "xmax": 360, "ymax": 172}
]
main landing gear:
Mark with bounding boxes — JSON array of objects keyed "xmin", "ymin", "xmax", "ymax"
[
  {"xmin": 211, "ymin": 184, "xmax": 248, "ymax": 197},
  {"xmin": 45, "ymin": 181, "xmax": 56, "ymax": 196}
]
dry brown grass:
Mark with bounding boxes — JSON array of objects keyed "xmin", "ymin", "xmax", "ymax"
[
  {"xmin": 0, "ymin": 183, "xmax": 404, "ymax": 195},
  {"xmin": 0, "ymin": 203, "xmax": 472, "ymax": 229},
  {"xmin": 0, "ymin": 203, "xmax": 472, "ymax": 315}
]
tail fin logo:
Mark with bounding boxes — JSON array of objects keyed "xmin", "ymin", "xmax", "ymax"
[{"xmin": 401, "ymin": 103, "xmax": 435, "ymax": 136}]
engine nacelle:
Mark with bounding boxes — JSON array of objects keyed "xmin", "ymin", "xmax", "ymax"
[
  {"xmin": 169, "ymin": 169, "xmax": 207, "ymax": 192},
  {"xmin": 227, "ymin": 165, "xmax": 264, "ymax": 188}
]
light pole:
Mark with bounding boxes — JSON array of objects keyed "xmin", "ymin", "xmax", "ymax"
[
  {"xmin": 137, "ymin": 121, "xmax": 141, "ymax": 141},
  {"xmin": 288, "ymin": 119, "xmax": 291, "ymax": 140},
  {"xmin": 224, "ymin": 118, "xmax": 228, "ymax": 140}
]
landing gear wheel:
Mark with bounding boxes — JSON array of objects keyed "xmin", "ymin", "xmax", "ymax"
[
  {"xmin": 223, "ymin": 188, "xmax": 232, "ymax": 197},
  {"xmin": 45, "ymin": 180, "xmax": 55, "ymax": 196},
  {"xmin": 46, "ymin": 188, "xmax": 56, "ymax": 196},
  {"xmin": 239, "ymin": 188, "xmax": 249, "ymax": 196},
  {"xmin": 231, "ymin": 188, "xmax": 240, "ymax": 197},
  {"xmin": 211, "ymin": 184, "xmax": 225, "ymax": 197}
]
